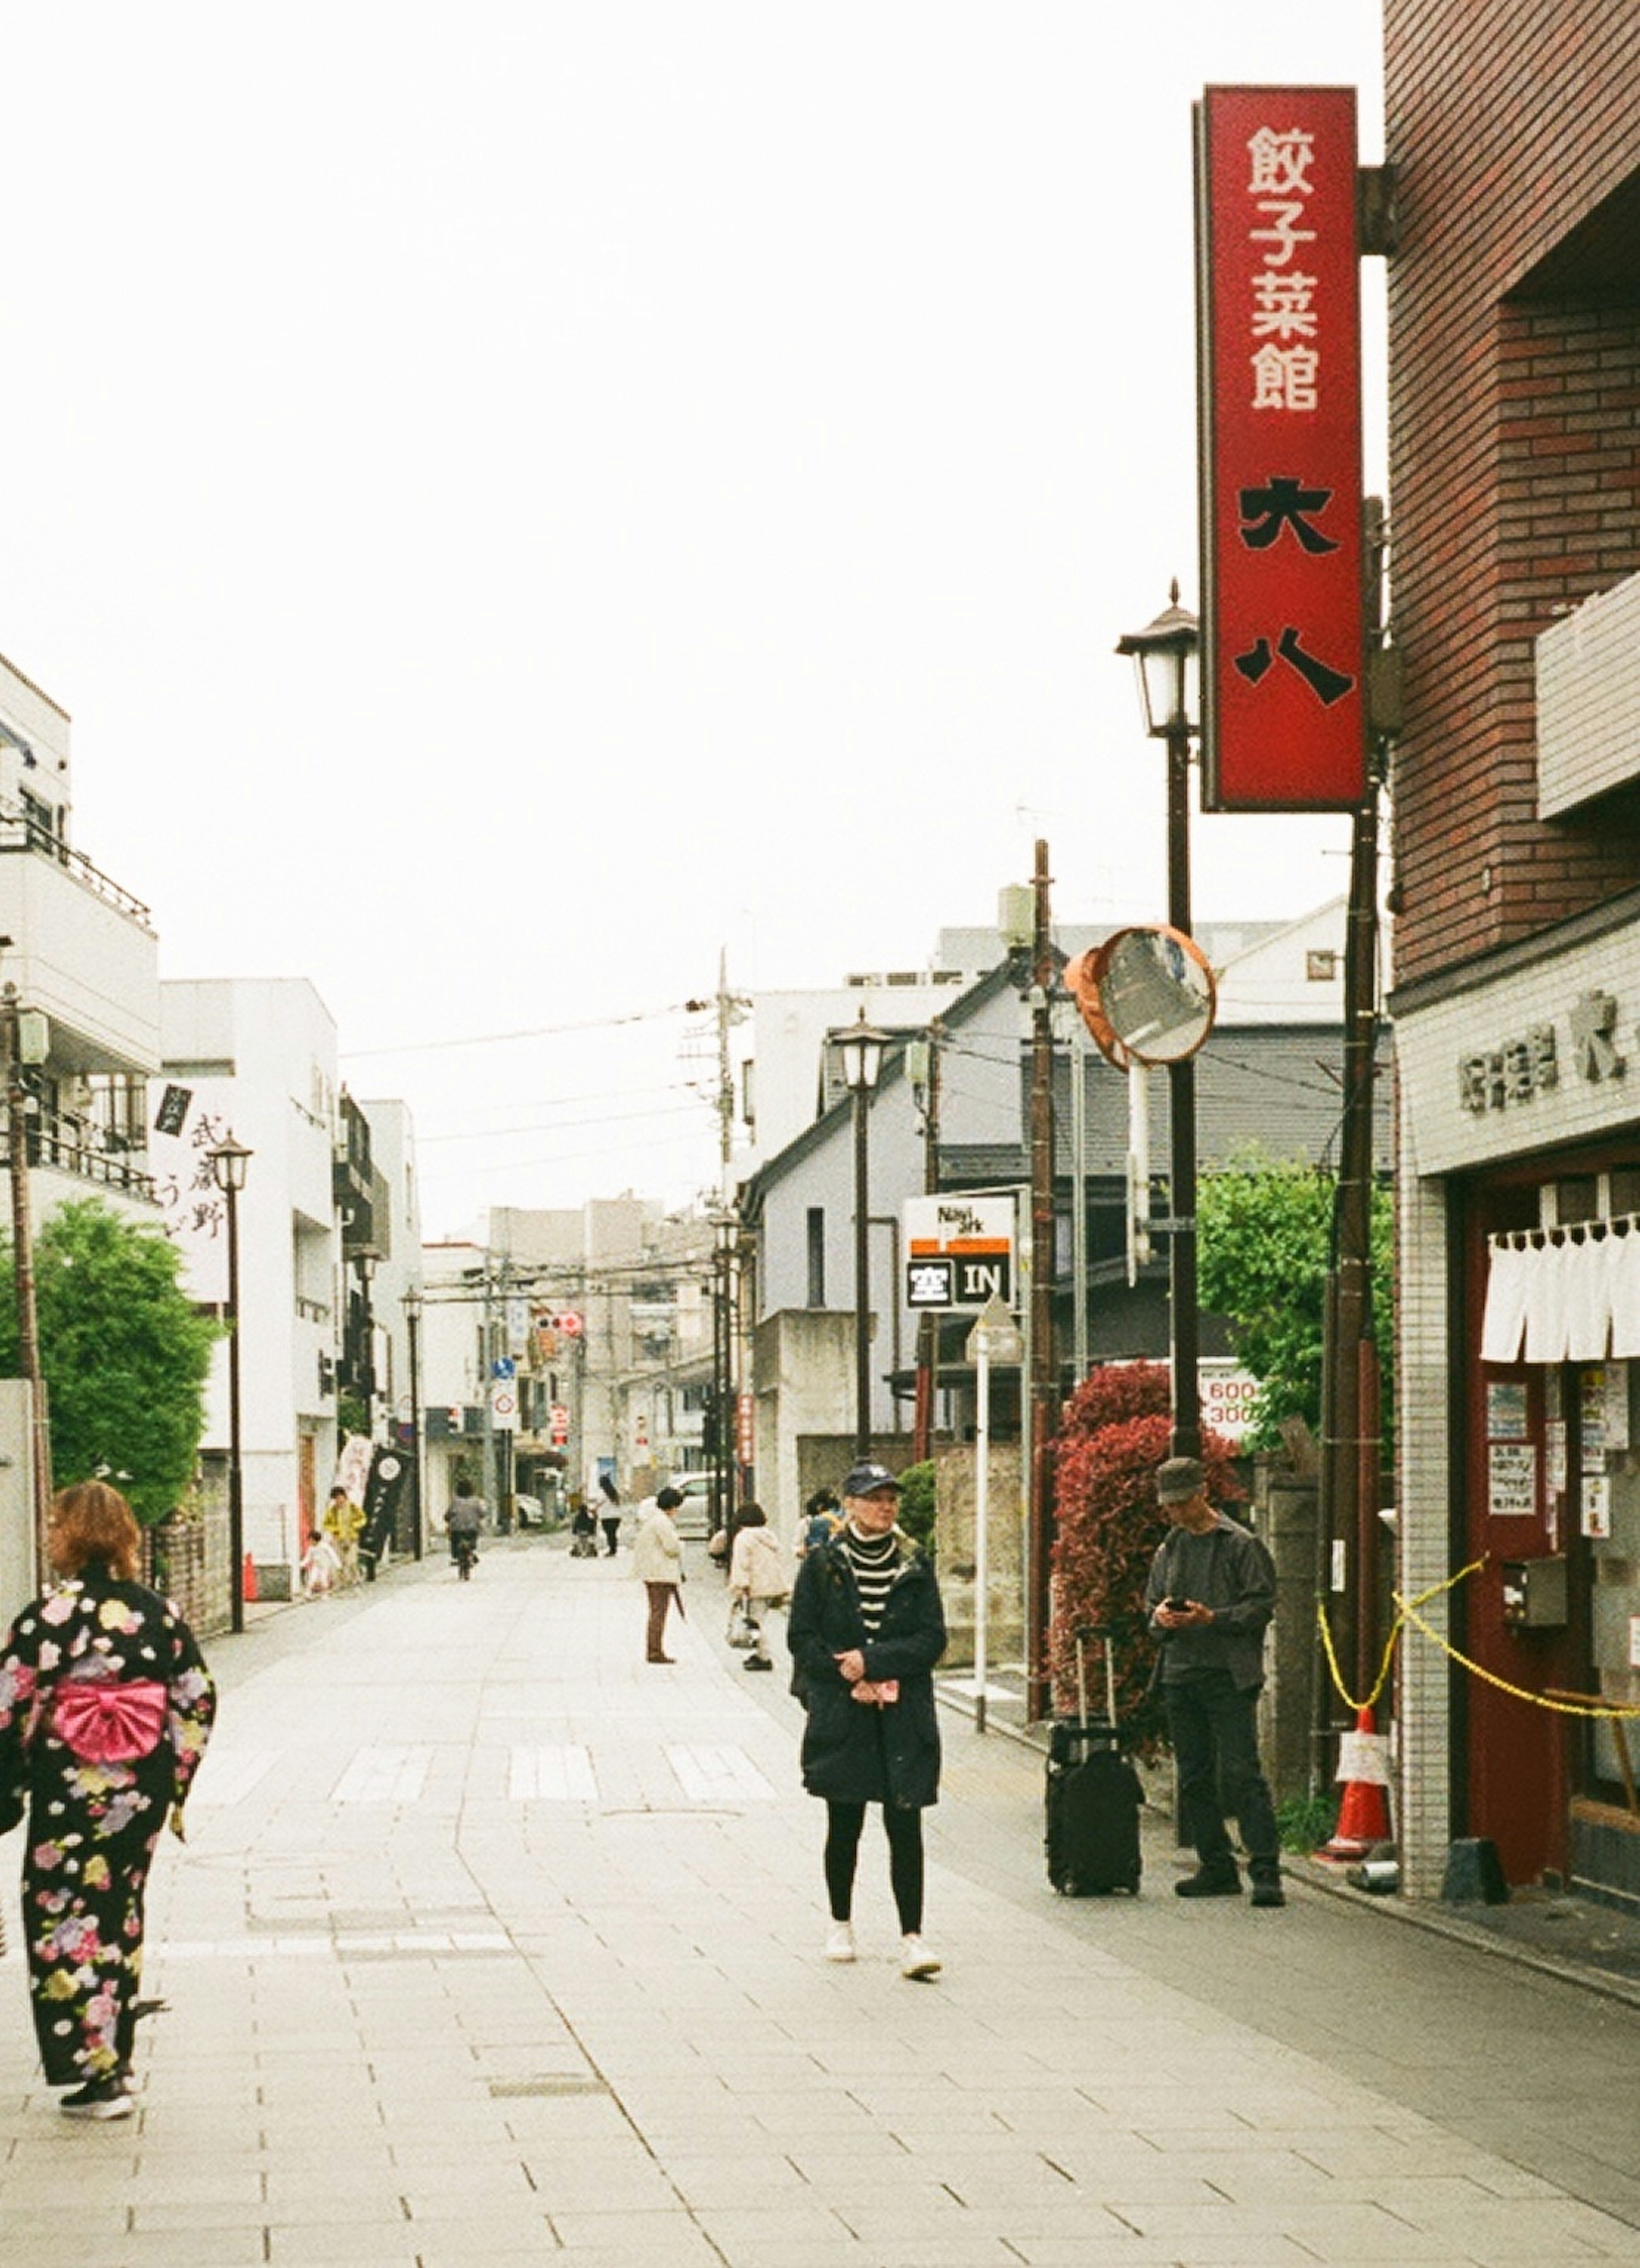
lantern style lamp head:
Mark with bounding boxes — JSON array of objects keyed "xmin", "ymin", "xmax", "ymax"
[
  {"xmin": 402, "ymin": 1285, "xmax": 423, "ymax": 1322},
  {"xmin": 711, "ymin": 1207, "xmax": 737, "ymax": 1257},
  {"xmin": 1117, "ymin": 580, "xmax": 1201, "ymax": 739},
  {"xmin": 352, "ymin": 1242, "xmax": 382, "ymax": 1286},
  {"xmin": 833, "ymin": 1009, "xmax": 888, "ymax": 1096},
  {"xmin": 206, "ymin": 1135, "xmax": 253, "ymax": 1195}
]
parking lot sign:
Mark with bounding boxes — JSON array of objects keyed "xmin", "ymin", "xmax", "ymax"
[{"xmin": 903, "ymin": 1196, "xmax": 1015, "ymax": 1311}]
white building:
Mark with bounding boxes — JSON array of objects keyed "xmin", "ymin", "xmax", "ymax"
[
  {"xmin": 155, "ymin": 979, "xmax": 343, "ymax": 1594},
  {"xmin": 0, "ymin": 653, "xmax": 161, "ymax": 1621}
]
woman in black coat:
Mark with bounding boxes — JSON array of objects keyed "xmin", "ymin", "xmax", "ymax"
[{"xmin": 787, "ymin": 1463, "xmax": 947, "ymax": 1979}]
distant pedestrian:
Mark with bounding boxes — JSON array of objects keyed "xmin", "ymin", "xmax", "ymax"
[
  {"xmin": 795, "ymin": 1487, "xmax": 841, "ymax": 1563},
  {"xmin": 323, "ymin": 1485, "xmax": 364, "ymax": 1586},
  {"xmin": 787, "ymin": 1463, "xmax": 946, "ymax": 1980},
  {"xmin": 302, "ymin": 1531, "xmax": 343, "ymax": 1598},
  {"xmin": 1145, "ymin": 1455, "xmax": 1284, "ymax": 1908},
  {"xmin": 728, "ymin": 1503, "xmax": 787, "ymax": 1672},
  {"xmin": 0, "ymin": 1481, "xmax": 216, "ymax": 2119},
  {"xmin": 597, "ymin": 1472, "xmax": 622, "ymax": 1557},
  {"xmin": 633, "ymin": 1486, "xmax": 685, "ymax": 1663}
]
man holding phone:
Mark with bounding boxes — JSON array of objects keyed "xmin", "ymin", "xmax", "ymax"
[{"xmin": 1146, "ymin": 1456, "xmax": 1285, "ymax": 1908}]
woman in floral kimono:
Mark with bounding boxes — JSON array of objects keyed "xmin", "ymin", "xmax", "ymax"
[{"xmin": 0, "ymin": 1480, "xmax": 216, "ymax": 2119}]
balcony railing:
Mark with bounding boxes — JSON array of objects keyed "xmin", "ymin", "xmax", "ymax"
[
  {"xmin": 0, "ymin": 811, "xmax": 154, "ymax": 928},
  {"xmin": 0, "ymin": 1108, "xmax": 156, "ymax": 1201}
]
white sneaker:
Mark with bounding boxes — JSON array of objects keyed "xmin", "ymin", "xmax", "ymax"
[
  {"xmin": 900, "ymin": 1934, "xmax": 942, "ymax": 1980},
  {"xmin": 824, "ymin": 1920, "xmax": 856, "ymax": 1963}
]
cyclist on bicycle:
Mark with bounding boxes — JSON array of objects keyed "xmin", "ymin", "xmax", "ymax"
[{"xmin": 445, "ymin": 1486, "xmax": 485, "ymax": 1577}]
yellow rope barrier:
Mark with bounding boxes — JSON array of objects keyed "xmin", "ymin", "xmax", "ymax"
[
  {"xmin": 1393, "ymin": 1589, "xmax": 1640, "ymax": 1720},
  {"xmin": 1316, "ymin": 1557, "xmax": 1487, "ymax": 1715},
  {"xmin": 1318, "ymin": 1554, "xmax": 1640, "ymax": 1722}
]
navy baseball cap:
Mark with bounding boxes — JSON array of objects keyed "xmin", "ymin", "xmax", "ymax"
[{"xmin": 843, "ymin": 1462, "xmax": 902, "ymax": 1498}]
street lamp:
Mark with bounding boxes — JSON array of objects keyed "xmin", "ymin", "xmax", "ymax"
[
  {"xmin": 832, "ymin": 1009, "xmax": 888, "ymax": 1460},
  {"xmin": 351, "ymin": 1244, "xmax": 382, "ymax": 1428},
  {"xmin": 710, "ymin": 1208, "xmax": 737, "ymax": 1536},
  {"xmin": 1117, "ymin": 583, "xmax": 1203, "ymax": 1459},
  {"xmin": 208, "ymin": 1136, "xmax": 253, "ymax": 1634},
  {"xmin": 402, "ymin": 1285, "xmax": 425, "ymax": 1560}
]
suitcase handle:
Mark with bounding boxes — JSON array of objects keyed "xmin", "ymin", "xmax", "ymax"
[{"xmin": 1072, "ymin": 1626, "xmax": 1120, "ymax": 1732}]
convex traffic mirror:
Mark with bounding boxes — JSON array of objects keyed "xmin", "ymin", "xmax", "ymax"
[{"xmin": 1065, "ymin": 924, "xmax": 1217, "ymax": 1068}]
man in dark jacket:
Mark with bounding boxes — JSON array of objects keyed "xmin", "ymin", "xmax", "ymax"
[
  {"xmin": 1145, "ymin": 1456, "xmax": 1285, "ymax": 1908},
  {"xmin": 788, "ymin": 1462, "xmax": 947, "ymax": 1978}
]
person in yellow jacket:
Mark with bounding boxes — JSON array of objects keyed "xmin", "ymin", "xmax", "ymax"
[{"xmin": 322, "ymin": 1485, "xmax": 365, "ymax": 1587}]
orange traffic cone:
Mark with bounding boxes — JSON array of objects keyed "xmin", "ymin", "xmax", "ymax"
[
  {"xmin": 241, "ymin": 1551, "xmax": 258, "ymax": 1604},
  {"xmin": 1318, "ymin": 1705, "xmax": 1391, "ymax": 1861}
]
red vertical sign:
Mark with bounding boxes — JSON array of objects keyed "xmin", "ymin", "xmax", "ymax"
[{"xmin": 1197, "ymin": 86, "xmax": 1364, "ymax": 811}]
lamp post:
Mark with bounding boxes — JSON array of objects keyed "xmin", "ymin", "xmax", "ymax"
[
  {"xmin": 208, "ymin": 1136, "xmax": 253, "ymax": 1633},
  {"xmin": 402, "ymin": 1285, "xmax": 425, "ymax": 1560},
  {"xmin": 711, "ymin": 1208, "xmax": 736, "ymax": 1535},
  {"xmin": 351, "ymin": 1244, "xmax": 382, "ymax": 1431},
  {"xmin": 1117, "ymin": 583, "xmax": 1202, "ymax": 1459},
  {"xmin": 1, "ymin": 978, "xmax": 53, "ymax": 1577},
  {"xmin": 832, "ymin": 1010, "xmax": 888, "ymax": 1460}
]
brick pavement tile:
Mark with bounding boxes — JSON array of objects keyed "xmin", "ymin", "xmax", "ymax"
[
  {"xmin": 1007, "ymin": 2241, "xmax": 1353, "ymax": 2267},
  {"xmin": 1115, "ymin": 2198, "xmax": 1470, "ymax": 2255},
  {"xmin": 265, "ymin": 2228, "xmax": 424, "ymax": 2266}
]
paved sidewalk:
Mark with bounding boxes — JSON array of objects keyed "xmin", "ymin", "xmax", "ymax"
[{"xmin": 3, "ymin": 1539, "xmax": 1640, "ymax": 2267}]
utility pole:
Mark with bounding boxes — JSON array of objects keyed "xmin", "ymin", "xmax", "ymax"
[
  {"xmin": 1, "ymin": 977, "xmax": 51, "ymax": 1577},
  {"xmin": 1321, "ymin": 496, "xmax": 1392, "ymax": 1700},
  {"xmin": 909, "ymin": 1019, "xmax": 943, "ymax": 1460},
  {"xmin": 1026, "ymin": 840, "xmax": 1057, "ymax": 1722}
]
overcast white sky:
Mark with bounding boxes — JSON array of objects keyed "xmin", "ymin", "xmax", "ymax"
[{"xmin": 2, "ymin": 3, "xmax": 1383, "ymax": 1233}]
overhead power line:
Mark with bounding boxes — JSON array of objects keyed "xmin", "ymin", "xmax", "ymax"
[{"xmin": 342, "ymin": 1001, "xmax": 703, "ymax": 1062}]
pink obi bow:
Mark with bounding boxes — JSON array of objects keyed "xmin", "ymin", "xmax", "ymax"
[{"xmin": 51, "ymin": 1680, "xmax": 169, "ymax": 1764}]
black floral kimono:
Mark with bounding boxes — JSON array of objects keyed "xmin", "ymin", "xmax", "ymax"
[{"xmin": 0, "ymin": 1563, "xmax": 215, "ymax": 2086}]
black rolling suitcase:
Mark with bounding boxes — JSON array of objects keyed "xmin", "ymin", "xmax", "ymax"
[{"xmin": 1045, "ymin": 1627, "xmax": 1143, "ymax": 1896}]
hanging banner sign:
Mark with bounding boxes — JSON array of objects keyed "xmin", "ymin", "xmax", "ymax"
[{"xmin": 1196, "ymin": 84, "xmax": 1365, "ymax": 811}]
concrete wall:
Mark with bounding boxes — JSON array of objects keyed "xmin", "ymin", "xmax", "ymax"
[{"xmin": 934, "ymin": 1441, "xmax": 1025, "ymax": 1671}]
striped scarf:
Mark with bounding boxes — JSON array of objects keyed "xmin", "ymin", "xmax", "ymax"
[{"xmin": 840, "ymin": 1522, "xmax": 901, "ymax": 1637}]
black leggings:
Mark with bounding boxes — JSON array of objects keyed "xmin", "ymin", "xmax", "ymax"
[{"xmin": 824, "ymin": 1800, "xmax": 925, "ymax": 1933}]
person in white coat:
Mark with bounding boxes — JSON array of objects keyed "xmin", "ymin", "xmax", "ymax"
[
  {"xmin": 728, "ymin": 1504, "xmax": 787, "ymax": 1671},
  {"xmin": 633, "ymin": 1486, "xmax": 685, "ymax": 1663}
]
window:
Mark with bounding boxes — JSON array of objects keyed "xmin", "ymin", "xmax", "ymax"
[{"xmin": 806, "ymin": 1207, "xmax": 826, "ymax": 1308}]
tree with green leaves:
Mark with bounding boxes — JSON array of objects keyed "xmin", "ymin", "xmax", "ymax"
[
  {"xmin": 0, "ymin": 1197, "xmax": 220, "ymax": 1525},
  {"xmin": 1196, "ymin": 1148, "xmax": 1393, "ymax": 1453}
]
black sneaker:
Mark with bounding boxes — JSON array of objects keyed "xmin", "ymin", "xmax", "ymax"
[
  {"xmin": 1250, "ymin": 1876, "xmax": 1287, "ymax": 1908},
  {"xmin": 1174, "ymin": 1866, "xmax": 1242, "ymax": 1899},
  {"xmin": 60, "ymin": 2080, "xmax": 134, "ymax": 2121},
  {"xmin": 743, "ymin": 1654, "xmax": 774, "ymax": 1671}
]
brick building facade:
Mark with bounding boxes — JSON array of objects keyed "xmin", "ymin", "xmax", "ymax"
[{"xmin": 1386, "ymin": 3, "xmax": 1640, "ymax": 1901}]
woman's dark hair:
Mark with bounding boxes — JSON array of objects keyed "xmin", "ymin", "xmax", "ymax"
[
  {"xmin": 735, "ymin": 1502, "xmax": 767, "ymax": 1528},
  {"xmin": 804, "ymin": 1488, "xmax": 839, "ymax": 1519},
  {"xmin": 50, "ymin": 1481, "xmax": 142, "ymax": 1582}
]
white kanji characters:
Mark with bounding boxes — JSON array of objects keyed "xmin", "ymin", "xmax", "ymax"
[
  {"xmin": 1251, "ymin": 269, "xmax": 1318, "ymax": 339},
  {"xmin": 1251, "ymin": 345, "xmax": 1319, "ymax": 412},
  {"xmin": 1250, "ymin": 200, "xmax": 1317, "ymax": 267},
  {"xmin": 1247, "ymin": 126, "xmax": 1315, "ymax": 197}
]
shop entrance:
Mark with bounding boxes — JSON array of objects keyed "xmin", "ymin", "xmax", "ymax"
[{"xmin": 1464, "ymin": 1156, "xmax": 1640, "ymax": 1893}]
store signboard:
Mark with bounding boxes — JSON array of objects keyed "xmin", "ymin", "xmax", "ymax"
[{"xmin": 1197, "ymin": 84, "xmax": 1365, "ymax": 809}]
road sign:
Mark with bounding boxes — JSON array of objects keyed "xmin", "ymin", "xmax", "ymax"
[
  {"xmin": 966, "ymin": 1295, "xmax": 1024, "ymax": 1369},
  {"xmin": 904, "ymin": 1195, "xmax": 1014, "ymax": 1310},
  {"xmin": 490, "ymin": 1382, "xmax": 518, "ymax": 1431}
]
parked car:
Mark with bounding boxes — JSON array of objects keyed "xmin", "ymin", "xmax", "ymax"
[
  {"xmin": 671, "ymin": 1475, "xmax": 712, "ymax": 1539},
  {"xmin": 632, "ymin": 1475, "xmax": 716, "ymax": 1541},
  {"xmin": 514, "ymin": 1494, "xmax": 547, "ymax": 1531}
]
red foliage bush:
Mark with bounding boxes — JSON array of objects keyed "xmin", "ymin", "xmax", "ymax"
[{"xmin": 1048, "ymin": 1370, "xmax": 1242, "ymax": 1752}]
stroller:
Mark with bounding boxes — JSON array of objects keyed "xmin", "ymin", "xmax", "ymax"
[{"xmin": 569, "ymin": 1504, "xmax": 600, "ymax": 1560}]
